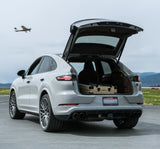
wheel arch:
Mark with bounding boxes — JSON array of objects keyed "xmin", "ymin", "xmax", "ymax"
[
  {"xmin": 10, "ymin": 88, "xmax": 15, "ymax": 94},
  {"xmin": 39, "ymin": 88, "xmax": 55, "ymax": 114},
  {"xmin": 40, "ymin": 90, "xmax": 48, "ymax": 98},
  {"xmin": 10, "ymin": 86, "xmax": 16, "ymax": 95}
]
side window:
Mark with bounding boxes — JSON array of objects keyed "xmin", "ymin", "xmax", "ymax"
[
  {"xmin": 38, "ymin": 56, "xmax": 57, "ymax": 73},
  {"xmin": 70, "ymin": 62, "xmax": 84, "ymax": 74},
  {"xmin": 27, "ymin": 57, "xmax": 42, "ymax": 75},
  {"xmin": 101, "ymin": 61, "xmax": 112, "ymax": 75}
]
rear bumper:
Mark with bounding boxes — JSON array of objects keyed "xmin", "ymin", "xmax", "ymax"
[
  {"xmin": 55, "ymin": 109, "xmax": 142, "ymax": 121},
  {"xmin": 53, "ymin": 90, "xmax": 143, "ymax": 121}
]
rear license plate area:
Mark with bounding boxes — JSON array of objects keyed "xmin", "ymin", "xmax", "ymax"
[{"xmin": 103, "ymin": 97, "xmax": 118, "ymax": 105}]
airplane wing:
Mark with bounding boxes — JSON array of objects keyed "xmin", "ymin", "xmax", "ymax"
[{"xmin": 21, "ymin": 26, "xmax": 27, "ymax": 30}]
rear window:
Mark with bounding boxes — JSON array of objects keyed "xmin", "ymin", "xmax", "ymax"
[{"xmin": 75, "ymin": 35, "xmax": 120, "ymax": 47}]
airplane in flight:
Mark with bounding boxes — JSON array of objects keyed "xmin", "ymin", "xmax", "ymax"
[{"xmin": 14, "ymin": 26, "xmax": 31, "ymax": 33}]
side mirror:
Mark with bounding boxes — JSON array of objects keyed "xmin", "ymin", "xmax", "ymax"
[{"xmin": 17, "ymin": 70, "xmax": 26, "ymax": 79}]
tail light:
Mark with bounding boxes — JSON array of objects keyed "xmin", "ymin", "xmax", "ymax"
[
  {"xmin": 56, "ymin": 75, "xmax": 75, "ymax": 81},
  {"xmin": 131, "ymin": 76, "xmax": 140, "ymax": 82},
  {"xmin": 138, "ymin": 76, "xmax": 140, "ymax": 82}
]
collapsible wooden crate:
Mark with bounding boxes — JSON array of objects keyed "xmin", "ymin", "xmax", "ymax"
[{"xmin": 79, "ymin": 84, "xmax": 117, "ymax": 94}]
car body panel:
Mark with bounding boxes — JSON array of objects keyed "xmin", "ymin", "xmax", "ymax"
[
  {"xmin": 12, "ymin": 78, "xmax": 31, "ymax": 110},
  {"xmin": 70, "ymin": 19, "xmax": 143, "ymax": 33}
]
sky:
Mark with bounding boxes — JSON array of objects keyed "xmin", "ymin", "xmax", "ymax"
[{"xmin": 0, "ymin": 0, "xmax": 160, "ymax": 83}]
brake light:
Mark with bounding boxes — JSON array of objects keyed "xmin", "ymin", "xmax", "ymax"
[
  {"xmin": 132, "ymin": 76, "xmax": 140, "ymax": 82},
  {"xmin": 138, "ymin": 76, "xmax": 140, "ymax": 82},
  {"xmin": 56, "ymin": 75, "xmax": 73, "ymax": 81}
]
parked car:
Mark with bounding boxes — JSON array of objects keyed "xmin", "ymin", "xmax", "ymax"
[{"xmin": 9, "ymin": 19, "xmax": 143, "ymax": 132}]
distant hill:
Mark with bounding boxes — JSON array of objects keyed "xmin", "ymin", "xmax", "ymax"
[
  {"xmin": 136, "ymin": 72, "xmax": 156, "ymax": 77},
  {"xmin": 137, "ymin": 72, "xmax": 160, "ymax": 87},
  {"xmin": 0, "ymin": 72, "xmax": 160, "ymax": 87},
  {"xmin": 0, "ymin": 83, "xmax": 11, "ymax": 88}
]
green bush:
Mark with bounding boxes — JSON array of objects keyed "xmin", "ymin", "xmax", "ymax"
[
  {"xmin": 0, "ymin": 88, "xmax": 10, "ymax": 95},
  {"xmin": 142, "ymin": 88, "xmax": 160, "ymax": 105}
]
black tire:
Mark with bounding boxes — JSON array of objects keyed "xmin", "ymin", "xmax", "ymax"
[
  {"xmin": 39, "ymin": 94, "xmax": 63, "ymax": 132},
  {"xmin": 113, "ymin": 117, "xmax": 139, "ymax": 129},
  {"xmin": 9, "ymin": 91, "xmax": 25, "ymax": 119}
]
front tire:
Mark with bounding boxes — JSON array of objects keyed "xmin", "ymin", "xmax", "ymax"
[
  {"xmin": 9, "ymin": 90, "xmax": 25, "ymax": 119},
  {"xmin": 113, "ymin": 117, "xmax": 139, "ymax": 129},
  {"xmin": 39, "ymin": 94, "xmax": 63, "ymax": 132}
]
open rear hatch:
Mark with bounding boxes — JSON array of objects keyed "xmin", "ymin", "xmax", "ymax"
[
  {"xmin": 63, "ymin": 19, "xmax": 143, "ymax": 95},
  {"xmin": 63, "ymin": 19, "xmax": 143, "ymax": 61}
]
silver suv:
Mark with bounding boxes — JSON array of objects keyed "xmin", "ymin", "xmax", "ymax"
[{"xmin": 9, "ymin": 19, "xmax": 143, "ymax": 132}]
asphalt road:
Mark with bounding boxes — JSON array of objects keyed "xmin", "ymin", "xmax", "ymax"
[{"xmin": 0, "ymin": 95, "xmax": 160, "ymax": 149}]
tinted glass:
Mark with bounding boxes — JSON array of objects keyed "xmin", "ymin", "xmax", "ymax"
[
  {"xmin": 70, "ymin": 61, "xmax": 96, "ymax": 74},
  {"xmin": 101, "ymin": 61, "xmax": 112, "ymax": 75},
  {"xmin": 38, "ymin": 56, "xmax": 57, "ymax": 73},
  {"xmin": 27, "ymin": 57, "xmax": 42, "ymax": 75},
  {"xmin": 75, "ymin": 35, "xmax": 119, "ymax": 47}
]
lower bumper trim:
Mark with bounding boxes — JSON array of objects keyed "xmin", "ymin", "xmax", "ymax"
[{"xmin": 55, "ymin": 109, "xmax": 142, "ymax": 121}]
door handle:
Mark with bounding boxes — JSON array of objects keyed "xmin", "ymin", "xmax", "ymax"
[
  {"xmin": 40, "ymin": 78, "xmax": 44, "ymax": 82},
  {"xmin": 27, "ymin": 81, "xmax": 30, "ymax": 84}
]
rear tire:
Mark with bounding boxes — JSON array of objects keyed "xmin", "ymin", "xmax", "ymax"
[
  {"xmin": 113, "ymin": 117, "xmax": 139, "ymax": 129},
  {"xmin": 39, "ymin": 94, "xmax": 63, "ymax": 132},
  {"xmin": 9, "ymin": 91, "xmax": 25, "ymax": 119}
]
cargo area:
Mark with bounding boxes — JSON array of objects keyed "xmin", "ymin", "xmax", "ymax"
[
  {"xmin": 69, "ymin": 56, "xmax": 133, "ymax": 95},
  {"xmin": 79, "ymin": 83, "xmax": 117, "ymax": 95}
]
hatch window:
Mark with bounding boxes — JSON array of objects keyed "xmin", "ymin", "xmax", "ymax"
[{"xmin": 75, "ymin": 35, "xmax": 119, "ymax": 47}]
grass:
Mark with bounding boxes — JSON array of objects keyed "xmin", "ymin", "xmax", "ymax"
[
  {"xmin": 0, "ymin": 88, "xmax": 10, "ymax": 95},
  {"xmin": 0, "ymin": 88, "xmax": 160, "ymax": 105},
  {"xmin": 142, "ymin": 88, "xmax": 160, "ymax": 105}
]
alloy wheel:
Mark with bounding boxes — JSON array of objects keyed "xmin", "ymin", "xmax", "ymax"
[
  {"xmin": 9, "ymin": 92, "xmax": 16, "ymax": 118},
  {"xmin": 40, "ymin": 96, "xmax": 50, "ymax": 129}
]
